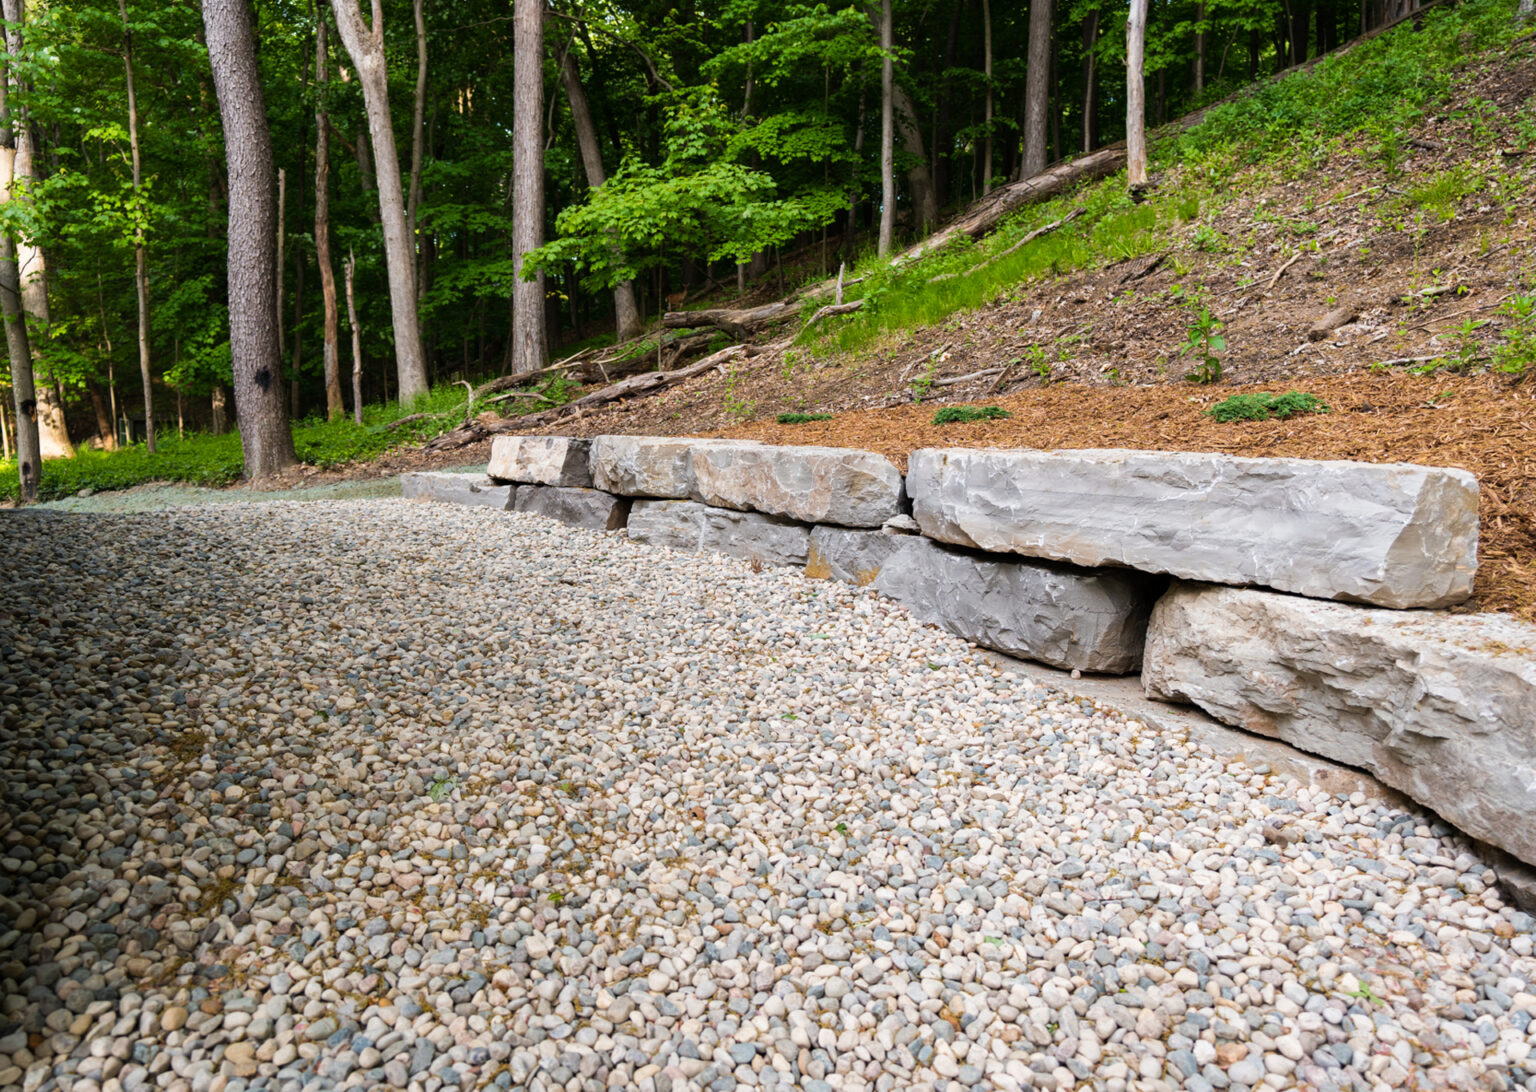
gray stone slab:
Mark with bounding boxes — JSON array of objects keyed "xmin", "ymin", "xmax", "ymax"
[
  {"xmin": 513, "ymin": 485, "xmax": 630, "ymax": 531},
  {"xmin": 873, "ymin": 537, "xmax": 1154, "ymax": 674},
  {"xmin": 1143, "ymin": 582, "xmax": 1536, "ymax": 866},
  {"xmin": 626, "ymin": 499, "xmax": 707, "ymax": 550},
  {"xmin": 400, "ymin": 472, "xmax": 514, "ymax": 510},
  {"xmin": 699, "ymin": 507, "xmax": 811, "ymax": 568},
  {"xmin": 590, "ymin": 436, "xmax": 757, "ymax": 498},
  {"xmin": 907, "ymin": 447, "xmax": 1479, "ymax": 609},
  {"xmin": 488, "ymin": 436, "xmax": 593, "ymax": 487},
  {"xmin": 690, "ymin": 442, "xmax": 903, "ymax": 527},
  {"xmin": 807, "ymin": 526, "xmax": 909, "ymax": 586}
]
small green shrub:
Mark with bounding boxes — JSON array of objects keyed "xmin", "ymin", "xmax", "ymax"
[
  {"xmin": 1206, "ymin": 390, "xmax": 1331, "ymax": 422},
  {"xmin": 931, "ymin": 405, "xmax": 1013, "ymax": 425},
  {"xmin": 776, "ymin": 412, "xmax": 835, "ymax": 424},
  {"xmin": 1182, "ymin": 304, "xmax": 1226, "ymax": 384}
]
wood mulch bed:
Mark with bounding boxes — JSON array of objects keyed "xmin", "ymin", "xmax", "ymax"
[{"xmin": 686, "ymin": 372, "xmax": 1536, "ymax": 624}]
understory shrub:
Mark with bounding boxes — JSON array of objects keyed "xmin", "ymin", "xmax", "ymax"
[
  {"xmin": 931, "ymin": 405, "xmax": 1013, "ymax": 425},
  {"xmin": 1205, "ymin": 390, "xmax": 1331, "ymax": 422}
]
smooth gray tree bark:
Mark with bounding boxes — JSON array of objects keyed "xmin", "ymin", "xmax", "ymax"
[
  {"xmin": 203, "ymin": 0, "xmax": 298, "ymax": 479},
  {"xmin": 1022, "ymin": 0, "xmax": 1054, "ymax": 177},
  {"xmin": 878, "ymin": 0, "xmax": 894, "ymax": 257},
  {"xmin": 120, "ymin": 0, "xmax": 155, "ymax": 451},
  {"xmin": 331, "ymin": 0, "xmax": 429, "ymax": 403},
  {"xmin": 557, "ymin": 38, "xmax": 642, "ymax": 341},
  {"xmin": 510, "ymin": 0, "xmax": 547, "ymax": 376},
  {"xmin": 315, "ymin": 5, "xmax": 343, "ymax": 419},
  {"xmin": 1126, "ymin": 0, "xmax": 1150, "ymax": 190}
]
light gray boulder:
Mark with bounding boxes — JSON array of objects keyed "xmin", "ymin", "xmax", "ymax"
[
  {"xmin": 907, "ymin": 447, "xmax": 1479, "ymax": 609},
  {"xmin": 690, "ymin": 442, "xmax": 903, "ymax": 527},
  {"xmin": 700, "ymin": 508, "xmax": 812, "ymax": 568},
  {"xmin": 401, "ymin": 472, "xmax": 514, "ymax": 510},
  {"xmin": 627, "ymin": 499, "xmax": 708, "ymax": 550},
  {"xmin": 488, "ymin": 436, "xmax": 593, "ymax": 487},
  {"xmin": 590, "ymin": 436, "xmax": 758, "ymax": 498},
  {"xmin": 874, "ymin": 538, "xmax": 1153, "ymax": 674},
  {"xmin": 1143, "ymin": 583, "xmax": 1536, "ymax": 866},
  {"xmin": 513, "ymin": 485, "xmax": 630, "ymax": 531},
  {"xmin": 807, "ymin": 526, "xmax": 909, "ymax": 586}
]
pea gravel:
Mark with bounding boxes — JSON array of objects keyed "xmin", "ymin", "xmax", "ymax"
[{"xmin": 1, "ymin": 499, "xmax": 1534, "ymax": 1092}]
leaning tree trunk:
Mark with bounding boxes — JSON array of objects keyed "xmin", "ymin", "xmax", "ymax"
[
  {"xmin": 557, "ymin": 37, "xmax": 642, "ymax": 341},
  {"xmin": 203, "ymin": 0, "xmax": 298, "ymax": 479},
  {"xmin": 510, "ymin": 0, "xmax": 547, "ymax": 376},
  {"xmin": 2, "ymin": 0, "xmax": 68, "ymax": 458},
  {"xmin": 1126, "ymin": 0, "xmax": 1150, "ymax": 190},
  {"xmin": 890, "ymin": 82, "xmax": 937, "ymax": 233},
  {"xmin": 330, "ymin": 0, "xmax": 429, "ymax": 404},
  {"xmin": 345, "ymin": 248, "xmax": 363, "ymax": 424},
  {"xmin": 120, "ymin": 0, "xmax": 154, "ymax": 452},
  {"xmin": 1022, "ymin": 0, "xmax": 1053, "ymax": 177},
  {"xmin": 878, "ymin": 0, "xmax": 894, "ymax": 257},
  {"xmin": 314, "ymin": 5, "xmax": 343, "ymax": 419}
]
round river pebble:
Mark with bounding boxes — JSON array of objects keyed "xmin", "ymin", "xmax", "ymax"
[{"xmin": 2, "ymin": 499, "xmax": 1535, "ymax": 1092}]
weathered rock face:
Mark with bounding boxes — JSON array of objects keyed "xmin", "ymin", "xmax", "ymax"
[
  {"xmin": 874, "ymin": 538, "xmax": 1154, "ymax": 674},
  {"xmin": 627, "ymin": 500, "xmax": 707, "ymax": 551},
  {"xmin": 690, "ymin": 443, "xmax": 903, "ymax": 528},
  {"xmin": 1143, "ymin": 583, "xmax": 1536, "ymax": 866},
  {"xmin": 514, "ymin": 486, "xmax": 630, "ymax": 531},
  {"xmin": 700, "ymin": 508, "xmax": 811, "ymax": 568},
  {"xmin": 907, "ymin": 447, "xmax": 1479, "ymax": 609},
  {"xmin": 807, "ymin": 526, "xmax": 908, "ymax": 586},
  {"xmin": 590, "ymin": 436, "xmax": 697, "ymax": 498},
  {"xmin": 401, "ymin": 472, "xmax": 514, "ymax": 510},
  {"xmin": 488, "ymin": 436, "xmax": 593, "ymax": 487}
]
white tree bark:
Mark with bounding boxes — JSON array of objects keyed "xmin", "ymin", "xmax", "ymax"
[
  {"xmin": 510, "ymin": 0, "xmax": 547, "ymax": 376},
  {"xmin": 878, "ymin": 0, "xmax": 894, "ymax": 258},
  {"xmin": 330, "ymin": 0, "xmax": 430, "ymax": 404},
  {"xmin": 1126, "ymin": 0, "xmax": 1150, "ymax": 190}
]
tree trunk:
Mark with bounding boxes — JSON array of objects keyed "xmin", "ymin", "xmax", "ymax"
[
  {"xmin": 276, "ymin": 166, "xmax": 285, "ymax": 398},
  {"xmin": 510, "ymin": 0, "xmax": 546, "ymax": 376},
  {"xmin": 878, "ymin": 0, "xmax": 894, "ymax": 257},
  {"xmin": 1126, "ymin": 0, "xmax": 1150, "ymax": 190},
  {"xmin": 203, "ymin": 0, "xmax": 298, "ymax": 479},
  {"xmin": 0, "ymin": 52, "xmax": 38, "ymax": 500},
  {"xmin": 1022, "ymin": 0, "xmax": 1053, "ymax": 177},
  {"xmin": 2, "ymin": 0, "xmax": 68, "ymax": 458},
  {"xmin": 345, "ymin": 248, "xmax": 363, "ymax": 424},
  {"xmin": 1195, "ymin": 2, "xmax": 1206, "ymax": 92},
  {"xmin": 314, "ymin": 4, "xmax": 343, "ymax": 419},
  {"xmin": 211, "ymin": 384, "xmax": 227, "ymax": 434},
  {"xmin": 1082, "ymin": 10, "xmax": 1099, "ymax": 153},
  {"xmin": 982, "ymin": 0, "xmax": 994, "ymax": 195},
  {"xmin": 407, "ymin": 0, "xmax": 426, "ymax": 241},
  {"xmin": 290, "ymin": 230, "xmax": 305, "ymax": 417},
  {"xmin": 330, "ymin": 0, "xmax": 429, "ymax": 403},
  {"xmin": 120, "ymin": 0, "xmax": 154, "ymax": 453},
  {"xmin": 1521, "ymin": 0, "xmax": 1534, "ymax": 24},
  {"xmin": 87, "ymin": 379, "xmax": 113, "ymax": 445},
  {"xmin": 556, "ymin": 34, "xmax": 641, "ymax": 341},
  {"xmin": 891, "ymin": 81, "xmax": 937, "ymax": 232}
]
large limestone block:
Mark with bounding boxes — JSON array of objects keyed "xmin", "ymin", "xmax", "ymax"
[
  {"xmin": 690, "ymin": 442, "xmax": 903, "ymax": 528},
  {"xmin": 807, "ymin": 526, "xmax": 909, "ymax": 586},
  {"xmin": 874, "ymin": 538, "xmax": 1153, "ymax": 674},
  {"xmin": 488, "ymin": 436, "xmax": 593, "ymax": 487},
  {"xmin": 514, "ymin": 485, "xmax": 630, "ymax": 531},
  {"xmin": 907, "ymin": 448, "xmax": 1478, "ymax": 609},
  {"xmin": 590, "ymin": 437, "xmax": 758, "ymax": 498},
  {"xmin": 401, "ymin": 472, "xmax": 514, "ymax": 510},
  {"xmin": 627, "ymin": 500, "xmax": 707, "ymax": 550},
  {"xmin": 700, "ymin": 508, "xmax": 811, "ymax": 568},
  {"xmin": 1143, "ymin": 583, "xmax": 1536, "ymax": 865}
]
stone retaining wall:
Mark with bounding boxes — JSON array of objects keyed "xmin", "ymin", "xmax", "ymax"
[{"xmin": 457, "ymin": 434, "xmax": 1536, "ymax": 870}]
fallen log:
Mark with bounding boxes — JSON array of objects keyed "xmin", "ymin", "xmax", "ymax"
[
  {"xmin": 514, "ymin": 343, "xmax": 751, "ymax": 427},
  {"xmin": 802, "ymin": 299, "xmax": 865, "ymax": 329},
  {"xmin": 662, "ymin": 299, "xmax": 799, "ymax": 339},
  {"xmin": 927, "ymin": 208, "xmax": 1085, "ymax": 284}
]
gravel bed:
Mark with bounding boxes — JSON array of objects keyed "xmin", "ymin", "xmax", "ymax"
[{"xmin": 1, "ymin": 499, "xmax": 1534, "ymax": 1092}]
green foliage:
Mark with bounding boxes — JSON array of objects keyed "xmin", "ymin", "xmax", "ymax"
[
  {"xmin": 909, "ymin": 354, "xmax": 941, "ymax": 402},
  {"xmin": 1493, "ymin": 294, "xmax": 1536, "ymax": 376},
  {"xmin": 427, "ymin": 774, "xmax": 458, "ymax": 803},
  {"xmin": 1181, "ymin": 304, "xmax": 1226, "ymax": 384},
  {"xmin": 1406, "ymin": 166, "xmax": 1485, "ymax": 222},
  {"xmin": 776, "ymin": 411, "xmax": 834, "ymax": 424},
  {"xmin": 931, "ymin": 405, "xmax": 1013, "ymax": 425},
  {"xmin": 1205, "ymin": 390, "xmax": 1331, "ymax": 422}
]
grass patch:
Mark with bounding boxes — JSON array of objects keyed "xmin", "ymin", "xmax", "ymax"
[
  {"xmin": 1, "ymin": 380, "xmax": 493, "ymax": 503},
  {"xmin": 931, "ymin": 405, "xmax": 1013, "ymax": 425},
  {"xmin": 776, "ymin": 412, "xmax": 835, "ymax": 424},
  {"xmin": 1206, "ymin": 390, "xmax": 1331, "ymax": 422}
]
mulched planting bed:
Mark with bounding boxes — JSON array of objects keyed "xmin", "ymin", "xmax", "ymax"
[{"xmin": 689, "ymin": 372, "xmax": 1536, "ymax": 624}]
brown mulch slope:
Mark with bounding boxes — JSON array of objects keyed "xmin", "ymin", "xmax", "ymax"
[{"xmin": 692, "ymin": 373, "xmax": 1536, "ymax": 624}]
